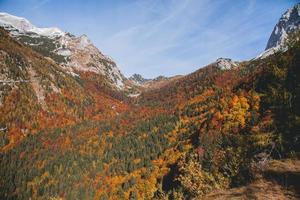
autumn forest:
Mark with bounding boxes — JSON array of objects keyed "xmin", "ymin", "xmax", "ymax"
[{"xmin": 0, "ymin": 2, "xmax": 300, "ymax": 200}]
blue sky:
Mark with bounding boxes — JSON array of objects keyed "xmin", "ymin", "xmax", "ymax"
[{"xmin": 0, "ymin": 0, "xmax": 298, "ymax": 78}]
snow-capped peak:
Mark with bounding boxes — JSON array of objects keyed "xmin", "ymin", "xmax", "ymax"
[
  {"xmin": 265, "ymin": 3, "xmax": 300, "ymax": 50},
  {"xmin": 0, "ymin": 12, "xmax": 125, "ymax": 90},
  {"xmin": 0, "ymin": 12, "xmax": 65, "ymax": 38},
  {"xmin": 256, "ymin": 3, "xmax": 300, "ymax": 59}
]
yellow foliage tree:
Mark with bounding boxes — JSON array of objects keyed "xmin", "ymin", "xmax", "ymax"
[
  {"xmin": 222, "ymin": 94, "xmax": 250, "ymax": 132},
  {"xmin": 176, "ymin": 153, "xmax": 224, "ymax": 197}
]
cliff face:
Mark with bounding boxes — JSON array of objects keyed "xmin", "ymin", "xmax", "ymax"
[{"xmin": 265, "ymin": 3, "xmax": 300, "ymax": 50}]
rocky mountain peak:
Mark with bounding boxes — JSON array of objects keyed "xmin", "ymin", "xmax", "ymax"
[
  {"xmin": 0, "ymin": 12, "xmax": 126, "ymax": 89},
  {"xmin": 256, "ymin": 3, "xmax": 300, "ymax": 59},
  {"xmin": 77, "ymin": 34, "xmax": 91, "ymax": 49},
  {"xmin": 265, "ymin": 3, "xmax": 300, "ymax": 50},
  {"xmin": 215, "ymin": 58, "xmax": 238, "ymax": 70}
]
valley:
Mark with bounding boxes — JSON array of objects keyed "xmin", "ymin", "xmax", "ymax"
[{"xmin": 0, "ymin": 3, "xmax": 300, "ymax": 200}]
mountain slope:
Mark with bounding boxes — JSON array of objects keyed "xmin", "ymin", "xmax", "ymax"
[
  {"xmin": 202, "ymin": 159, "xmax": 300, "ymax": 200},
  {"xmin": 0, "ymin": 12, "xmax": 126, "ymax": 89},
  {"xmin": 138, "ymin": 58, "xmax": 240, "ymax": 106},
  {"xmin": 0, "ymin": 3, "xmax": 299, "ymax": 200},
  {"xmin": 0, "ymin": 28, "xmax": 129, "ymax": 150}
]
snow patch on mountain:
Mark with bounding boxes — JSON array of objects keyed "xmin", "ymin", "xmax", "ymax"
[
  {"xmin": 257, "ymin": 3, "xmax": 300, "ymax": 59},
  {"xmin": 0, "ymin": 12, "xmax": 126, "ymax": 89},
  {"xmin": 56, "ymin": 49, "xmax": 72, "ymax": 56},
  {"xmin": 0, "ymin": 12, "xmax": 65, "ymax": 38},
  {"xmin": 265, "ymin": 3, "xmax": 300, "ymax": 50}
]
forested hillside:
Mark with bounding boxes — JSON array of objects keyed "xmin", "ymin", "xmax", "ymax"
[
  {"xmin": 0, "ymin": 3, "xmax": 300, "ymax": 200},
  {"xmin": 0, "ymin": 25, "xmax": 299, "ymax": 199}
]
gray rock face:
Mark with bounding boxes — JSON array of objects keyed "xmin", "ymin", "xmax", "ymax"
[
  {"xmin": 214, "ymin": 58, "xmax": 238, "ymax": 70},
  {"xmin": 0, "ymin": 12, "xmax": 126, "ymax": 89},
  {"xmin": 265, "ymin": 3, "xmax": 300, "ymax": 50}
]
